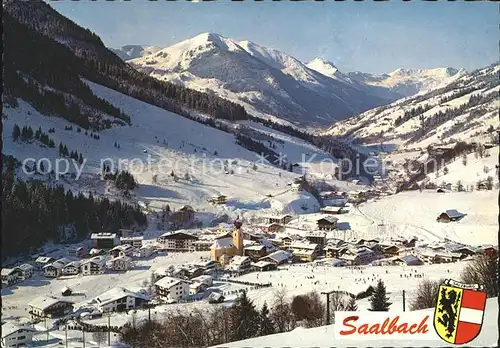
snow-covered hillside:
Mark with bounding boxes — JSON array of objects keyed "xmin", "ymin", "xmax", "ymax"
[
  {"xmin": 324, "ymin": 63, "xmax": 499, "ymax": 149},
  {"xmin": 3, "ymin": 80, "xmax": 339, "ymax": 220},
  {"xmin": 128, "ymin": 32, "xmax": 389, "ymax": 126},
  {"xmin": 110, "ymin": 44, "xmax": 163, "ymax": 61}
]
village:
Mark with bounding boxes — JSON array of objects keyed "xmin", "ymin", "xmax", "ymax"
[{"xmin": 1, "ymin": 179, "xmax": 498, "ymax": 347}]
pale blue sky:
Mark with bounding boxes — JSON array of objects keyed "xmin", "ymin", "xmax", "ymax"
[{"xmin": 51, "ymin": 0, "xmax": 498, "ymax": 74}]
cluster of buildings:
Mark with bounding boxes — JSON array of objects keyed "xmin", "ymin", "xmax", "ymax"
[{"xmin": 1, "ymin": 231, "xmax": 157, "ymax": 288}]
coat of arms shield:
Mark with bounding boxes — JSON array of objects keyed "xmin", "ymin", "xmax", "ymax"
[{"xmin": 433, "ymin": 279, "xmax": 487, "ymax": 345}]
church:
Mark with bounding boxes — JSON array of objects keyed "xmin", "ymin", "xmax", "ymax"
[{"xmin": 210, "ymin": 218, "xmax": 244, "ymax": 264}]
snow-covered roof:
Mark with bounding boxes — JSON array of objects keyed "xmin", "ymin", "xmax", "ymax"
[
  {"xmin": 321, "ymin": 206, "xmax": 343, "ymax": 212},
  {"xmin": 1, "ymin": 322, "xmax": 35, "ymax": 338},
  {"xmin": 111, "ymin": 244, "xmax": 136, "ymax": 252},
  {"xmin": 444, "ymin": 209, "xmax": 465, "ymax": 218},
  {"xmin": 317, "ymin": 216, "xmax": 339, "ymax": 223},
  {"xmin": 44, "ymin": 262, "xmax": 64, "ymax": 269},
  {"xmin": 108, "ymin": 255, "xmax": 132, "ymax": 263},
  {"xmin": 64, "ymin": 261, "xmax": 82, "ymax": 268},
  {"xmin": 253, "ymin": 261, "xmax": 275, "ymax": 268},
  {"xmin": 16, "ymin": 263, "xmax": 35, "ymax": 271},
  {"xmin": 155, "ymin": 276, "xmax": 190, "ymax": 289},
  {"xmin": 121, "ymin": 236, "xmax": 144, "ymax": 241},
  {"xmin": 96, "ymin": 287, "xmax": 150, "ymax": 306},
  {"xmin": 230, "ymin": 255, "xmax": 250, "ymax": 266},
  {"xmin": 1, "ymin": 268, "xmax": 18, "ymax": 276},
  {"xmin": 211, "ymin": 237, "xmax": 233, "ymax": 249},
  {"xmin": 290, "ymin": 241, "xmax": 318, "ymax": 250},
  {"xmin": 265, "ymin": 214, "xmax": 292, "ymax": 220},
  {"xmin": 397, "ymin": 255, "xmax": 423, "ymax": 265},
  {"xmin": 35, "ymin": 256, "xmax": 53, "ymax": 263},
  {"xmin": 263, "ymin": 250, "xmax": 291, "ymax": 263},
  {"xmin": 91, "ymin": 233, "xmax": 117, "ymax": 239},
  {"xmin": 191, "ymin": 275, "xmax": 213, "ymax": 283},
  {"xmin": 292, "ymin": 249, "xmax": 316, "ymax": 256},
  {"xmin": 81, "ymin": 256, "xmax": 106, "ymax": 267},
  {"xmin": 29, "ymin": 296, "xmax": 73, "ymax": 311},
  {"xmin": 245, "ymin": 244, "xmax": 265, "ymax": 251}
]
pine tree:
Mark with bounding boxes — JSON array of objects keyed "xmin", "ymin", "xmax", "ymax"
[
  {"xmin": 78, "ymin": 153, "xmax": 84, "ymax": 165},
  {"xmin": 59, "ymin": 143, "xmax": 64, "ymax": 156},
  {"xmin": 258, "ymin": 302, "xmax": 275, "ymax": 336},
  {"xmin": 12, "ymin": 124, "xmax": 20, "ymax": 141},
  {"xmin": 369, "ymin": 280, "xmax": 391, "ymax": 311},
  {"xmin": 345, "ymin": 297, "xmax": 358, "ymax": 311},
  {"xmin": 229, "ymin": 290, "xmax": 259, "ymax": 341}
]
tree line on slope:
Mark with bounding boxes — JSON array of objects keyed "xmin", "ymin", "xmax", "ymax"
[
  {"xmin": 1, "ymin": 155, "xmax": 147, "ymax": 260},
  {"xmin": 3, "ymin": 12, "xmax": 130, "ymax": 131}
]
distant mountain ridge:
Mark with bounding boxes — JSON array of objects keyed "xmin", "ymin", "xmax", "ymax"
[
  {"xmin": 323, "ymin": 63, "xmax": 499, "ymax": 149},
  {"xmin": 110, "ymin": 45, "xmax": 163, "ymax": 61},
  {"xmin": 346, "ymin": 67, "xmax": 466, "ymax": 97}
]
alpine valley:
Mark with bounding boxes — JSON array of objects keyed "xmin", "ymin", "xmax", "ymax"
[{"xmin": 1, "ymin": 2, "xmax": 498, "ymax": 348}]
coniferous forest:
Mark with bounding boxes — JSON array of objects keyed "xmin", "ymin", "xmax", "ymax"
[{"xmin": 1, "ymin": 156, "xmax": 147, "ymax": 261}]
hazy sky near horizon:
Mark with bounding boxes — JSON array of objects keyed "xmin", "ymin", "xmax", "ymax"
[{"xmin": 50, "ymin": 1, "xmax": 498, "ymax": 74}]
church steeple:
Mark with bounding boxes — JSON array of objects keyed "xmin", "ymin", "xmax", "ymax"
[{"xmin": 232, "ymin": 216, "xmax": 244, "ymax": 256}]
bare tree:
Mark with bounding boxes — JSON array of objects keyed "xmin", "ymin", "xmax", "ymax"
[
  {"xmin": 270, "ymin": 289, "xmax": 294, "ymax": 333},
  {"xmin": 410, "ymin": 279, "xmax": 443, "ymax": 310},
  {"xmin": 461, "ymin": 254, "xmax": 499, "ymax": 297},
  {"xmin": 290, "ymin": 291, "xmax": 325, "ymax": 328}
]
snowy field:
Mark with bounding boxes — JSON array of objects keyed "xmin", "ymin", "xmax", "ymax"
[
  {"xmin": 357, "ymin": 190, "xmax": 498, "ymax": 246},
  {"xmin": 2, "ymin": 81, "xmax": 346, "ymax": 222}
]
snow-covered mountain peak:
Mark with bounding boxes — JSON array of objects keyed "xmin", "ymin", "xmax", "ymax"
[
  {"xmin": 306, "ymin": 57, "xmax": 340, "ymax": 77},
  {"xmin": 189, "ymin": 32, "xmax": 243, "ymax": 52}
]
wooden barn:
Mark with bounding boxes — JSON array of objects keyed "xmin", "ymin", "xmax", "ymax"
[{"xmin": 437, "ymin": 210, "xmax": 465, "ymax": 223}]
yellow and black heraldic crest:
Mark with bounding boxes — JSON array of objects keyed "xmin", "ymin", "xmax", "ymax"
[{"xmin": 433, "ymin": 279, "xmax": 486, "ymax": 345}]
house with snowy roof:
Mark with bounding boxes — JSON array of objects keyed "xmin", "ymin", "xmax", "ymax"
[
  {"xmin": 14, "ymin": 263, "xmax": 35, "ymax": 280},
  {"xmin": 34, "ymin": 256, "xmax": 55, "ymax": 270},
  {"xmin": 1, "ymin": 322, "xmax": 35, "ymax": 348},
  {"xmin": 95, "ymin": 287, "xmax": 150, "ymax": 313},
  {"xmin": 1, "ymin": 268, "xmax": 23, "ymax": 286},
  {"xmin": 110, "ymin": 244, "xmax": 136, "ymax": 258},
  {"xmin": 154, "ymin": 276, "xmax": 191, "ymax": 302},
  {"xmin": 62, "ymin": 261, "xmax": 82, "ymax": 276},
  {"xmin": 395, "ymin": 255, "xmax": 423, "ymax": 266},
  {"xmin": 290, "ymin": 241, "xmax": 320, "ymax": 262},
  {"xmin": 261, "ymin": 250, "xmax": 292, "ymax": 265},
  {"xmin": 227, "ymin": 255, "xmax": 252, "ymax": 273},
  {"xmin": 28, "ymin": 296, "xmax": 74, "ymax": 318},
  {"xmin": 107, "ymin": 255, "xmax": 133, "ymax": 271},
  {"xmin": 80, "ymin": 256, "xmax": 106, "ymax": 276},
  {"xmin": 252, "ymin": 260, "xmax": 277, "ymax": 272},
  {"xmin": 338, "ymin": 247, "xmax": 376, "ymax": 266},
  {"xmin": 316, "ymin": 216, "xmax": 338, "ymax": 230},
  {"xmin": 436, "ymin": 209, "xmax": 465, "ymax": 222}
]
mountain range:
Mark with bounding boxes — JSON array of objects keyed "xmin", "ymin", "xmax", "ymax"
[
  {"xmin": 115, "ymin": 34, "xmax": 464, "ymax": 126},
  {"xmin": 323, "ymin": 63, "xmax": 499, "ymax": 149}
]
